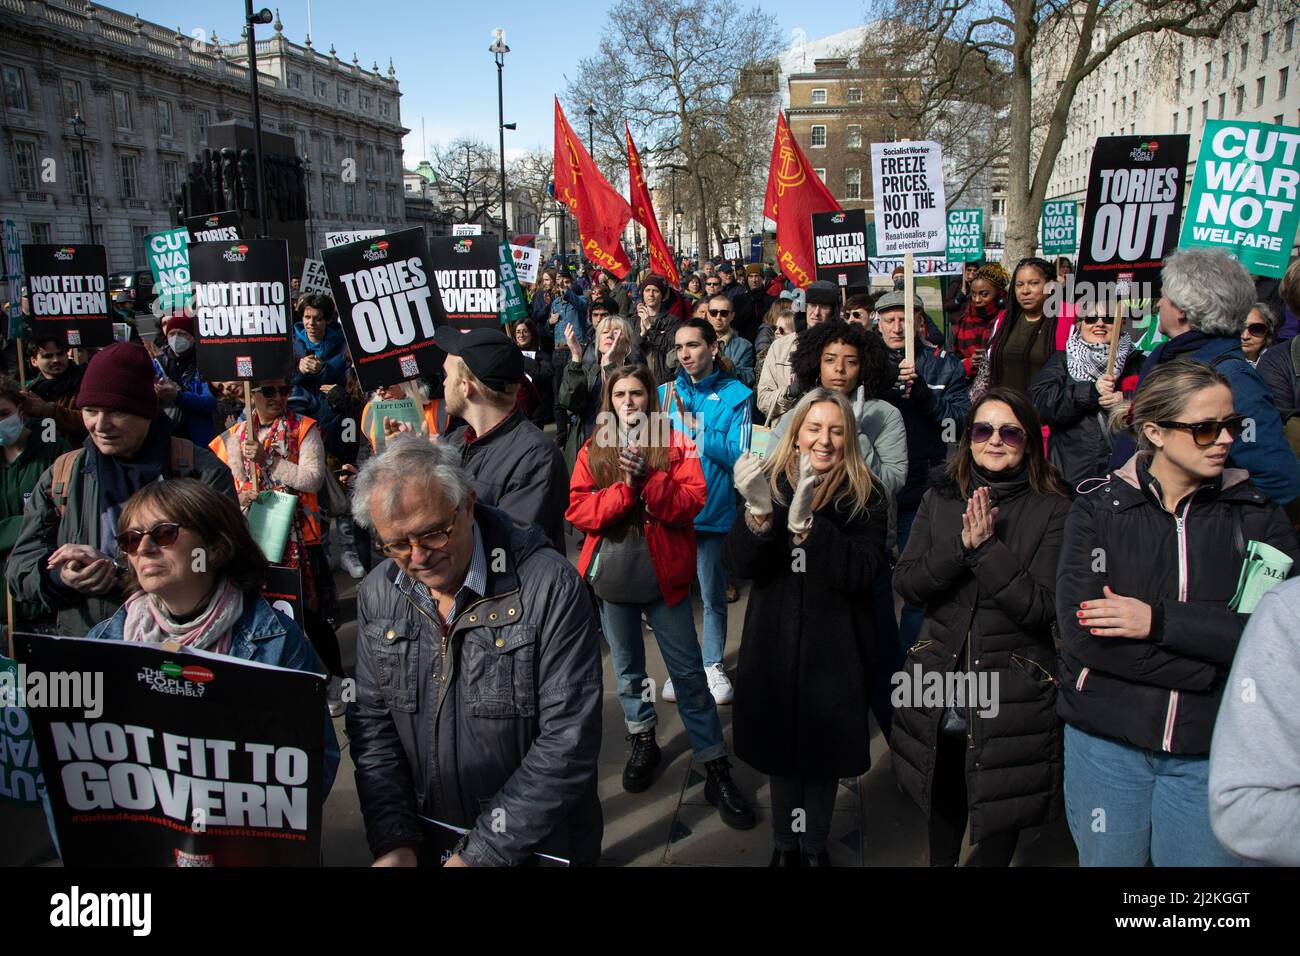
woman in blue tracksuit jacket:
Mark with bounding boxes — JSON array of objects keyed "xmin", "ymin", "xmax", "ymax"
[{"xmin": 658, "ymin": 318, "xmax": 752, "ymax": 700}]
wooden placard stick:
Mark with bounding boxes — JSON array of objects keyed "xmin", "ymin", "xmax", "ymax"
[
  {"xmin": 244, "ymin": 380, "xmax": 258, "ymax": 494},
  {"xmin": 903, "ymin": 252, "xmax": 916, "ymax": 365},
  {"xmin": 1105, "ymin": 295, "xmax": 1125, "ymax": 377}
]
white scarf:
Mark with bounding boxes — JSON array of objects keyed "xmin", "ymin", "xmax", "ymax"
[{"xmin": 121, "ymin": 578, "xmax": 245, "ymax": 654}]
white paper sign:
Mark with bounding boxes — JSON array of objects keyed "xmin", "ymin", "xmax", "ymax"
[
  {"xmin": 300, "ymin": 258, "xmax": 331, "ymax": 295},
  {"xmin": 509, "ymin": 243, "xmax": 541, "ymax": 284},
  {"xmin": 325, "ymin": 230, "xmax": 385, "ymax": 249},
  {"xmin": 452, "ymin": 224, "xmax": 483, "ymax": 236},
  {"xmin": 870, "ymin": 140, "xmax": 947, "ymax": 257}
]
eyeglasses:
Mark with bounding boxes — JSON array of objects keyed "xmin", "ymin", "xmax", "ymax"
[
  {"xmin": 257, "ymin": 385, "xmax": 293, "ymax": 397},
  {"xmin": 707, "ymin": 308, "xmax": 732, "ymax": 317},
  {"xmin": 115, "ymin": 522, "xmax": 183, "ymax": 554},
  {"xmin": 1081, "ymin": 314, "xmax": 1115, "ymax": 326},
  {"xmin": 971, "ymin": 422, "xmax": 1026, "ymax": 447},
  {"xmin": 1243, "ymin": 323, "xmax": 1268, "ymax": 337},
  {"xmin": 1155, "ymin": 416, "xmax": 1245, "ymax": 447},
  {"xmin": 379, "ymin": 515, "xmax": 459, "ymax": 558}
]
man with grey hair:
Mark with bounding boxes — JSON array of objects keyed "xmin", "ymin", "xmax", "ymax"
[
  {"xmin": 346, "ymin": 434, "xmax": 603, "ymax": 866},
  {"xmin": 1108, "ymin": 248, "xmax": 1300, "ymax": 505}
]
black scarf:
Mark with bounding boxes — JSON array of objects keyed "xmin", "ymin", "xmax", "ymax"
[
  {"xmin": 969, "ymin": 460, "xmax": 1030, "ymax": 505},
  {"xmin": 27, "ymin": 362, "xmax": 85, "ymax": 401},
  {"xmin": 84, "ymin": 416, "xmax": 173, "ymax": 557}
]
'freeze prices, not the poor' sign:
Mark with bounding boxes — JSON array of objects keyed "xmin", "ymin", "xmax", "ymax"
[
  {"xmin": 190, "ymin": 239, "xmax": 293, "ymax": 381},
  {"xmin": 1179, "ymin": 121, "xmax": 1300, "ymax": 278},
  {"xmin": 946, "ymin": 209, "xmax": 983, "ymax": 263},
  {"xmin": 870, "ymin": 140, "xmax": 947, "ymax": 257},
  {"xmin": 21, "ymin": 244, "xmax": 111, "ymax": 347}
]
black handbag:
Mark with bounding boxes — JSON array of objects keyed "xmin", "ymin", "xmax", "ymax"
[{"xmin": 589, "ymin": 509, "xmax": 660, "ymax": 605}]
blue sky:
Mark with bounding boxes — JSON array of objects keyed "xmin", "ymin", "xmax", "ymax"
[{"xmin": 124, "ymin": 0, "xmax": 871, "ymax": 165}]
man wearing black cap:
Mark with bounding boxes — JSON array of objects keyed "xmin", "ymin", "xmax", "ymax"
[
  {"xmin": 756, "ymin": 279, "xmax": 840, "ymax": 421},
  {"xmin": 736, "ymin": 264, "xmax": 774, "ymax": 344},
  {"xmin": 435, "ymin": 326, "xmax": 569, "ymax": 553}
]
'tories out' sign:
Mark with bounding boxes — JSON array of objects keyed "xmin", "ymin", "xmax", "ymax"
[{"xmin": 1179, "ymin": 121, "xmax": 1300, "ymax": 278}]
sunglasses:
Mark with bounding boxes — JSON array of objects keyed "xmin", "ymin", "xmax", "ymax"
[
  {"xmin": 1243, "ymin": 323, "xmax": 1268, "ymax": 337},
  {"xmin": 1081, "ymin": 314, "xmax": 1115, "ymax": 326},
  {"xmin": 257, "ymin": 385, "xmax": 293, "ymax": 397},
  {"xmin": 707, "ymin": 308, "xmax": 732, "ymax": 317},
  {"xmin": 1155, "ymin": 416, "xmax": 1246, "ymax": 447},
  {"xmin": 971, "ymin": 422, "xmax": 1026, "ymax": 447},
  {"xmin": 115, "ymin": 522, "xmax": 183, "ymax": 554}
]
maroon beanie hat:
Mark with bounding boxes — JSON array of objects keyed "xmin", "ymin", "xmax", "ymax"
[
  {"xmin": 162, "ymin": 313, "xmax": 195, "ymax": 336},
  {"xmin": 640, "ymin": 273, "xmax": 668, "ymax": 294},
  {"xmin": 77, "ymin": 342, "xmax": 159, "ymax": 419}
]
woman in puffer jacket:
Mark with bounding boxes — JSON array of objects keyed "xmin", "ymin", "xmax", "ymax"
[{"xmin": 1056, "ymin": 358, "xmax": 1300, "ymax": 866}]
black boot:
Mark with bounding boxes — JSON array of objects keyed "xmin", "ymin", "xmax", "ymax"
[
  {"xmin": 622, "ymin": 731, "xmax": 661, "ymax": 793},
  {"xmin": 704, "ymin": 757, "xmax": 756, "ymax": 830},
  {"xmin": 802, "ymin": 849, "xmax": 832, "ymax": 867},
  {"xmin": 769, "ymin": 847, "xmax": 801, "ymax": 867}
]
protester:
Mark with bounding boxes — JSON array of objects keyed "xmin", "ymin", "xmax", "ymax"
[
  {"xmin": 754, "ymin": 301, "xmax": 791, "ymax": 374},
  {"xmin": 704, "ymin": 293, "xmax": 756, "ymax": 387},
  {"xmin": 738, "ymin": 264, "xmax": 774, "ymax": 343},
  {"xmin": 724, "ymin": 389, "xmax": 888, "ymax": 866},
  {"xmin": 347, "ymin": 435, "xmax": 603, "ymax": 866},
  {"xmin": 541, "ymin": 271, "xmax": 590, "ymax": 449},
  {"xmin": 436, "ymin": 326, "xmax": 569, "ymax": 553},
  {"xmin": 892, "ymin": 387, "xmax": 1071, "ymax": 866},
  {"xmin": 153, "ymin": 313, "xmax": 217, "ymax": 447},
  {"xmin": 844, "ymin": 293, "xmax": 873, "ymax": 326},
  {"xmin": 1240, "ymin": 302, "xmax": 1279, "ymax": 366},
  {"xmin": 1058, "ymin": 359, "xmax": 1300, "ymax": 866},
  {"xmin": 637, "ymin": 274, "xmax": 686, "ymax": 385},
  {"xmin": 943, "ymin": 261, "xmax": 981, "ymax": 317},
  {"xmin": 6, "ymin": 343, "xmax": 235, "ymax": 636},
  {"xmin": 1030, "ymin": 300, "xmax": 1145, "ymax": 490},
  {"xmin": 1108, "ymin": 249, "xmax": 1300, "ymax": 507},
  {"xmin": 757, "ymin": 279, "xmax": 839, "ymax": 421},
  {"xmin": 658, "ymin": 318, "xmax": 752, "ymax": 704},
  {"xmin": 1209, "ymin": 576, "xmax": 1300, "ymax": 866},
  {"xmin": 558, "ymin": 309, "xmax": 636, "ymax": 467},
  {"xmin": 18, "ymin": 336, "xmax": 87, "ymax": 443},
  {"xmin": 1055, "ymin": 257, "xmax": 1074, "ymax": 281},
  {"xmin": 972, "ymin": 257, "xmax": 1060, "ymax": 400},
  {"xmin": 85, "ymin": 478, "xmax": 339, "ymax": 794},
  {"xmin": 951, "ymin": 263, "xmax": 1008, "ymax": 381},
  {"xmin": 566, "ymin": 365, "xmax": 756, "ymax": 827},
  {"xmin": 682, "ymin": 273, "xmax": 704, "ymax": 304},
  {"xmin": 291, "ymin": 294, "xmax": 350, "ymax": 392}
]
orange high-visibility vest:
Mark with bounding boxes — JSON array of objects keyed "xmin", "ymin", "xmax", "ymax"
[{"xmin": 210, "ymin": 415, "xmax": 323, "ymax": 545}]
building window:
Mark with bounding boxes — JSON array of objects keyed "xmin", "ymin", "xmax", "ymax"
[
  {"xmin": 846, "ymin": 125, "xmax": 862, "ymax": 148},
  {"xmin": 882, "ymin": 86, "xmax": 899, "ymax": 103},
  {"xmin": 195, "ymin": 109, "xmax": 209, "ymax": 144},
  {"xmin": 383, "ymin": 149, "xmax": 394, "ymax": 175},
  {"xmin": 322, "ymin": 179, "xmax": 335, "ymax": 215},
  {"xmin": 1236, "ymin": 85, "xmax": 1245, "ymax": 114},
  {"xmin": 365, "ymin": 144, "xmax": 375, "ymax": 173},
  {"xmin": 118, "ymin": 153, "xmax": 140, "ymax": 199},
  {"xmin": 161, "ymin": 159, "xmax": 181, "ymax": 201},
  {"xmin": 1189, "ymin": 68, "xmax": 1196, "ymax": 90},
  {"xmin": 114, "ymin": 90, "xmax": 133, "ymax": 131},
  {"xmin": 1263, "ymin": 32, "xmax": 1272, "ymax": 59},
  {"xmin": 1186, "ymin": 106, "xmax": 1193, "ymax": 128},
  {"xmin": 810, "ymin": 125, "xmax": 827, "ymax": 147},
  {"xmin": 2, "ymin": 65, "xmax": 27, "ymax": 110},
  {"xmin": 30, "ymin": 222, "xmax": 52, "ymax": 245},
  {"xmin": 1205, "ymin": 61, "xmax": 1212, "ymax": 85},
  {"xmin": 158, "ymin": 100, "xmax": 174, "ymax": 139},
  {"xmin": 345, "ymin": 183, "xmax": 356, "ymax": 215},
  {"xmin": 1218, "ymin": 92, "xmax": 1226, "ymax": 118},
  {"xmin": 1240, "ymin": 42, "xmax": 1249, "ymax": 68},
  {"xmin": 1201, "ymin": 99, "xmax": 1209, "ymax": 123},
  {"xmin": 69, "ymin": 148, "xmax": 92, "ymax": 195},
  {"xmin": 314, "ymin": 78, "xmax": 328, "ymax": 97},
  {"xmin": 289, "ymin": 72, "xmax": 302, "ymax": 90},
  {"xmin": 13, "ymin": 141, "xmax": 38, "ymax": 191},
  {"xmin": 381, "ymin": 100, "xmax": 393, "ymax": 118},
  {"xmin": 1222, "ymin": 52, "xmax": 1229, "ymax": 77},
  {"xmin": 1257, "ymin": 76, "xmax": 1266, "ymax": 107},
  {"xmin": 86, "ymin": 224, "xmax": 103, "ymax": 245},
  {"xmin": 324, "ymin": 137, "xmax": 334, "ymax": 164},
  {"xmin": 810, "ymin": 88, "xmax": 827, "ymax": 105},
  {"xmin": 847, "ymin": 87, "xmax": 862, "ymax": 103},
  {"xmin": 1282, "ymin": 68, "xmax": 1291, "ymax": 98},
  {"xmin": 1175, "ymin": 76, "xmax": 1182, "ymax": 97},
  {"xmin": 337, "ymin": 86, "xmax": 350, "ymax": 105},
  {"xmin": 1286, "ymin": 18, "xmax": 1295, "ymax": 51},
  {"xmin": 367, "ymin": 185, "xmax": 377, "ymax": 217},
  {"xmin": 882, "ymin": 123, "xmax": 897, "ymax": 140},
  {"xmin": 132, "ymin": 226, "xmax": 149, "ymax": 268},
  {"xmin": 814, "ymin": 168, "xmax": 826, "ymax": 182},
  {"xmin": 1172, "ymin": 111, "xmax": 1179, "ymax": 131},
  {"xmin": 845, "ymin": 168, "xmax": 861, "ymax": 200},
  {"xmin": 361, "ymin": 94, "xmax": 372, "ymax": 110},
  {"xmin": 991, "ymin": 198, "xmax": 1006, "ymax": 217},
  {"xmin": 386, "ymin": 188, "xmax": 396, "ymax": 218},
  {"xmin": 63, "ymin": 79, "xmax": 83, "ymax": 118}
]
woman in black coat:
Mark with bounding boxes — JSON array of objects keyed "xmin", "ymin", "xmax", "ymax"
[
  {"xmin": 891, "ymin": 386, "xmax": 1072, "ymax": 867},
  {"xmin": 724, "ymin": 388, "xmax": 887, "ymax": 867},
  {"xmin": 1030, "ymin": 303, "xmax": 1145, "ymax": 491}
]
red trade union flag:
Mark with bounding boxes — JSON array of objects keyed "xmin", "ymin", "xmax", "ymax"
[
  {"xmin": 625, "ymin": 124, "xmax": 680, "ymax": 286},
  {"xmin": 554, "ymin": 98, "xmax": 633, "ymax": 278},
  {"xmin": 763, "ymin": 111, "xmax": 841, "ymax": 288}
]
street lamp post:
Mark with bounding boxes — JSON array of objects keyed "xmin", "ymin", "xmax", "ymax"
[
  {"xmin": 303, "ymin": 155, "xmax": 315, "ymax": 257},
  {"xmin": 244, "ymin": 2, "xmax": 274, "ymax": 237},
  {"xmin": 585, "ymin": 100, "xmax": 596, "ymax": 160},
  {"xmin": 490, "ymin": 29, "xmax": 510, "ymax": 242},
  {"xmin": 70, "ymin": 112, "xmax": 94, "ymax": 241}
]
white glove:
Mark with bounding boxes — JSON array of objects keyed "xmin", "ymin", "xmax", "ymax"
[
  {"xmin": 732, "ymin": 452, "xmax": 772, "ymax": 516},
  {"xmin": 787, "ymin": 454, "xmax": 822, "ymax": 535}
]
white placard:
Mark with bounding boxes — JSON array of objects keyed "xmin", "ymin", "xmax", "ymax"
[
  {"xmin": 452, "ymin": 223, "xmax": 483, "ymax": 236},
  {"xmin": 299, "ymin": 258, "xmax": 331, "ymax": 295},
  {"xmin": 509, "ymin": 243, "xmax": 541, "ymax": 284},
  {"xmin": 870, "ymin": 140, "xmax": 947, "ymax": 257},
  {"xmin": 325, "ymin": 229, "xmax": 385, "ymax": 249}
]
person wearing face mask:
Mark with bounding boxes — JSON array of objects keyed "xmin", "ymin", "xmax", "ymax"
[
  {"xmin": 6, "ymin": 343, "xmax": 236, "ymax": 636},
  {"xmin": 17, "ymin": 337, "xmax": 87, "ymax": 443},
  {"xmin": 950, "ymin": 263, "xmax": 1009, "ymax": 381},
  {"xmin": 892, "ymin": 387, "xmax": 1072, "ymax": 867},
  {"xmin": 971, "ymin": 257, "xmax": 1060, "ymax": 401},
  {"xmin": 757, "ymin": 279, "xmax": 840, "ymax": 421},
  {"xmin": 154, "ymin": 314, "xmax": 217, "ymax": 446},
  {"xmin": 725, "ymin": 389, "xmax": 888, "ymax": 866}
]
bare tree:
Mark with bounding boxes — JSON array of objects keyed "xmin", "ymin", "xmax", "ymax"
[
  {"xmin": 433, "ymin": 138, "xmax": 500, "ymax": 225},
  {"xmin": 866, "ymin": 0, "xmax": 1284, "ymax": 261},
  {"xmin": 508, "ymin": 148, "xmax": 560, "ymax": 235}
]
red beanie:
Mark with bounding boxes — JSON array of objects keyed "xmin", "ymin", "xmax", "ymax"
[
  {"xmin": 77, "ymin": 342, "xmax": 158, "ymax": 420},
  {"xmin": 162, "ymin": 313, "xmax": 195, "ymax": 337}
]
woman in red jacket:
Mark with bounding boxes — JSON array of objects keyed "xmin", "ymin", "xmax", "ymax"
[{"xmin": 567, "ymin": 364, "xmax": 755, "ymax": 827}]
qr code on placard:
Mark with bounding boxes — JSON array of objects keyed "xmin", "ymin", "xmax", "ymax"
[
  {"xmin": 67, "ymin": 329, "xmax": 81, "ymax": 345},
  {"xmin": 236, "ymin": 355, "xmax": 253, "ymax": 378},
  {"xmin": 174, "ymin": 848, "xmax": 215, "ymax": 867},
  {"xmin": 399, "ymin": 354, "xmax": 419, "ymax": 378}
]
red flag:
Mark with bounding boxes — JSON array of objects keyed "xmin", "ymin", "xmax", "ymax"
[
  {"xmin": 763, "ymin": 111, "xmax": 841, "ymax": 288},
  {"xmin": 625, "ymin": 124, "xmax": 680, "ymax": 286},
  {"xmin": 554, "ymin": 98, "xmax": 633, "ymax": 279}
]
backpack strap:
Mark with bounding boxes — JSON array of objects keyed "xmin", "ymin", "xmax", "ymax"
[
  {"xmin": 49, "ymin": 449, "xmax": 83, "ymax": 519},
  {"xmin": 168, "ymin": 437, "xmax": 196, "ymax": 478}
]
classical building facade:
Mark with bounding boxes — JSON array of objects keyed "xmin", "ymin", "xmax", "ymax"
[{"xmin": 0, "ymin": 0, "xmax": 408, "ymax": 272}]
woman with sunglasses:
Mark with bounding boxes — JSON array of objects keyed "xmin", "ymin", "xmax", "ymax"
[
  {"xmin": 1030, "ymin": 300, "xmax": 1146, "ymax": 490},
  {"xmin": 1057, "ymin": 358, "xmax": 1300, "ymax": 866},
  {"xmin": 86, "ymin": 478, "xmax": 339, "ymax": 796},
  {"xmin": 209, "ymin": 376, "xmax": 347, "ymax": 715},
  {"xmin": 892, "ymin": 386, "xmax": 1071, "ymax": 866},
  {"xmin": 1239, "ymin": 302, "xmax": 1279, "ymax": 366}
]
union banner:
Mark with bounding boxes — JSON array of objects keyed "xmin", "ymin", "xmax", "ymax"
[
  {"xmin": 554, "ymin": 98, "xmax": 633, "ymax": 278},
  {"xmin": 763, "ymin": 111, "xmax": 841, "ymax": 288}
]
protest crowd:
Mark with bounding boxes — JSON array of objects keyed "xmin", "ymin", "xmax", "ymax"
[{"xmin": 3, "ymin": 106, "xmax": 1300, "ymax": 872}]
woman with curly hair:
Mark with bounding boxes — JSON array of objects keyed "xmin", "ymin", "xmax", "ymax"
[{"xmin": 951, "ymin": 262, "xmax": 1009, "ymax": 381}]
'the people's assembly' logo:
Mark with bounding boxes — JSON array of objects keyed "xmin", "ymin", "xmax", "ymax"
[
  {"xmin": 222, "ymin": 243, "xmax": 250, "ymax": 263},
  {"xmin": 1129, "ymin": 140, "xmax": 1160, "ymax": 162},
  {"xmin": 53, "ymin": 246, "xmax": 76, "ymax": 262},
  {"xmin": 137, "ymin": 661, "xmax": 216, "ymax": 698},
  {"xmin": 362, "ymin": 239, "xmax": 391, "ymax": 262}
]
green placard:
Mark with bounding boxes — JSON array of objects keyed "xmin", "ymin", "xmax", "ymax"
[
  {"xmin": 1040, "ymin": 200, "xmax": 1077, "ymax": 256},
  {"xmin": 0, "ymin": 655, "xmax": 44, "ymax": 807},
  {"xmin": 1179, "ymin": 120, "xmax": 1300, "ymax": 278},
  {"xmin": 946, "ymin": 209, "xmax": 983, "ymax": 263},
  {"xmin": 145, "ymin": 227, "xmax": 190, "ymax": 312},
  {"xmin": 499, "ymin": 241, "xmax": 527, "ymax": 326},
  {"xmin": 368, "ymin": 397, "xmax": 422, "ymax": 451}
]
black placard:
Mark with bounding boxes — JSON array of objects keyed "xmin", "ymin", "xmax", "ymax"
[
  {"xmin": 1077, "ymin": 134, "xmax": 1190, "ymax": 295},
  {"xmin": 722, "ymin": 237, "xmax": 742, "ymax": 261},
  {"xmin": 428, "ymin": 235, "xmax": 501, "ymax": 333},
  {"xmin": 190, "ymin": 239, "xmax": 293, "ymax": 381},
  {"xmin": 20, "ymin": 244, "xmax": 111, "ymax": 347},
  {"xmin": 185, "ymin": 209, "xmax": 244, "ymax": 244},
  {"xmin": 811, "ymin": 209, "xmax": 869, "ymax": 288},
  {"xmin": 321, "ymin": 227, "xmax": 448, "ymax": 392},
  {"xmin": 16, "ymin": 632, "xmax": 324, "ymax": 866},
  {"xmin": 261, "ymin": 565, "xmax": 304, "ymax": 627}
]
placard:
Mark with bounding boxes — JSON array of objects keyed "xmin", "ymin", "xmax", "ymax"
[
  {"xmin": 325, "ymin": 229, "xmax": 384, "ymax": 249},
  {"xmin": 261, "ymin": 564, "xmax": 304, "ymax": 627},
  {"xmin": 321, "ymin": 227, "xmax": 447, "ymax": 393},
  {"xmin": 868, "ymin": 255, "xmax": 961, "ymax": 278},
  {"xmin": 1077, "ymin": 134, "xmax": 1189, "ymax": 294},
  {"xmin": 452, "ymin": 224, "xmax": 483, "ymax": 236},
  {"xmin": 1040, "ymin": 200, "xmax": 1077, "ymax": 256},
  {"xmin": 722, "ymin": 237, "xmax": 742, "ymax": 261},
  {"xmin": 749, "ymin": 235, "xmax": 763, "ymax": 263},
  {"xmin": 17, "ymin": 632, "xmax": 324, "ymax": 866},
  {"xmin": 0, "ymin": 655, "xmax": 43, "ymax": 807},
  {"xmin": 190, "ymin": 239, "xmax": 293, "ymax": 381},
  {"xmin": 812, "ymin": 209, "xmax": 869, "ymax": 287},
  {"xmin": 946, "ymin": 209, "xmax": 983, "ymax": 263},
  {"xmin": 20, "ymin": 244, "xmax": 111, "ymax": 347},
  {"xmin": 870, "ymin": 140, "xmax": 947, "ymax": 256},
  {"xmin": 1179, "ymin": 120, "xmax": 1300, "ymax": 278},
  {"xmin": 509, "ymin": 243, "xmax": 541, "ymax": 284},
  {"xmin": 499, "ymin": 242, "xmax": 528, "ymax": 326},
  {"xmin": 146, "ymin": 227, "xmax": 191, "ymax": 313},
  {"xmin": 299, "ymin": 258, "xmax": 331, "ymax": 296},
  {"xmin": 428, "ymin": 235, "xmax": 501, "ymax": 333},
  {"xmin": 185, "ymin": 209, "xmax": 243, "ymax": 244}
]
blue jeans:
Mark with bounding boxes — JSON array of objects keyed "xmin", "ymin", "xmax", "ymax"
[
  {"xmin": 600, "ymin": 597, "xmax": 727, "ymax": 762},
  {"xmin": 1063, "ymin": 724, "xmax": 1245, "ymax": 867},
  {"xmin": 695, "ymin": 531, "xmax": 728, "ymax": 668},
  {"xmin": 895, "ymin": 505, "xmax": 925, "ymax": 655}
]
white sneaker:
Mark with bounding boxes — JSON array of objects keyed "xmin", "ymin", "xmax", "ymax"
[
  {"xmin": 341, "ymin": 551, "xmax": 366, "ymax": 580},
  {"xmin": 661, "ymin": 678, "xmax": 676, "ymax": 703},
  {"xmin": 327, "ymin": 676, "xmax": 346, "ymax": 717},
  {"xmin": 706, "ymin": 664, "xmax": 733, "ymax": 704}
]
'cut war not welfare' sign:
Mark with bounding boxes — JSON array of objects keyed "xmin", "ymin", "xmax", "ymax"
[
  {"xmin": 1179, "ymin": 121, "xmax": 1300, "ymax": 278},
  {"xmin": 946, "ymin": 209, "xmax": 983, "ymax": 263},
  {"xmin": 146, "ymin": 228, "xmax": 191, "ymax": 314},
  {"xmin": 1040, "ymin": 201, "xmax": 1077, "ymax": 257},
  {"xmin": 190, "ymin": 239, "xmax": 293, "ymax": 381}
]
